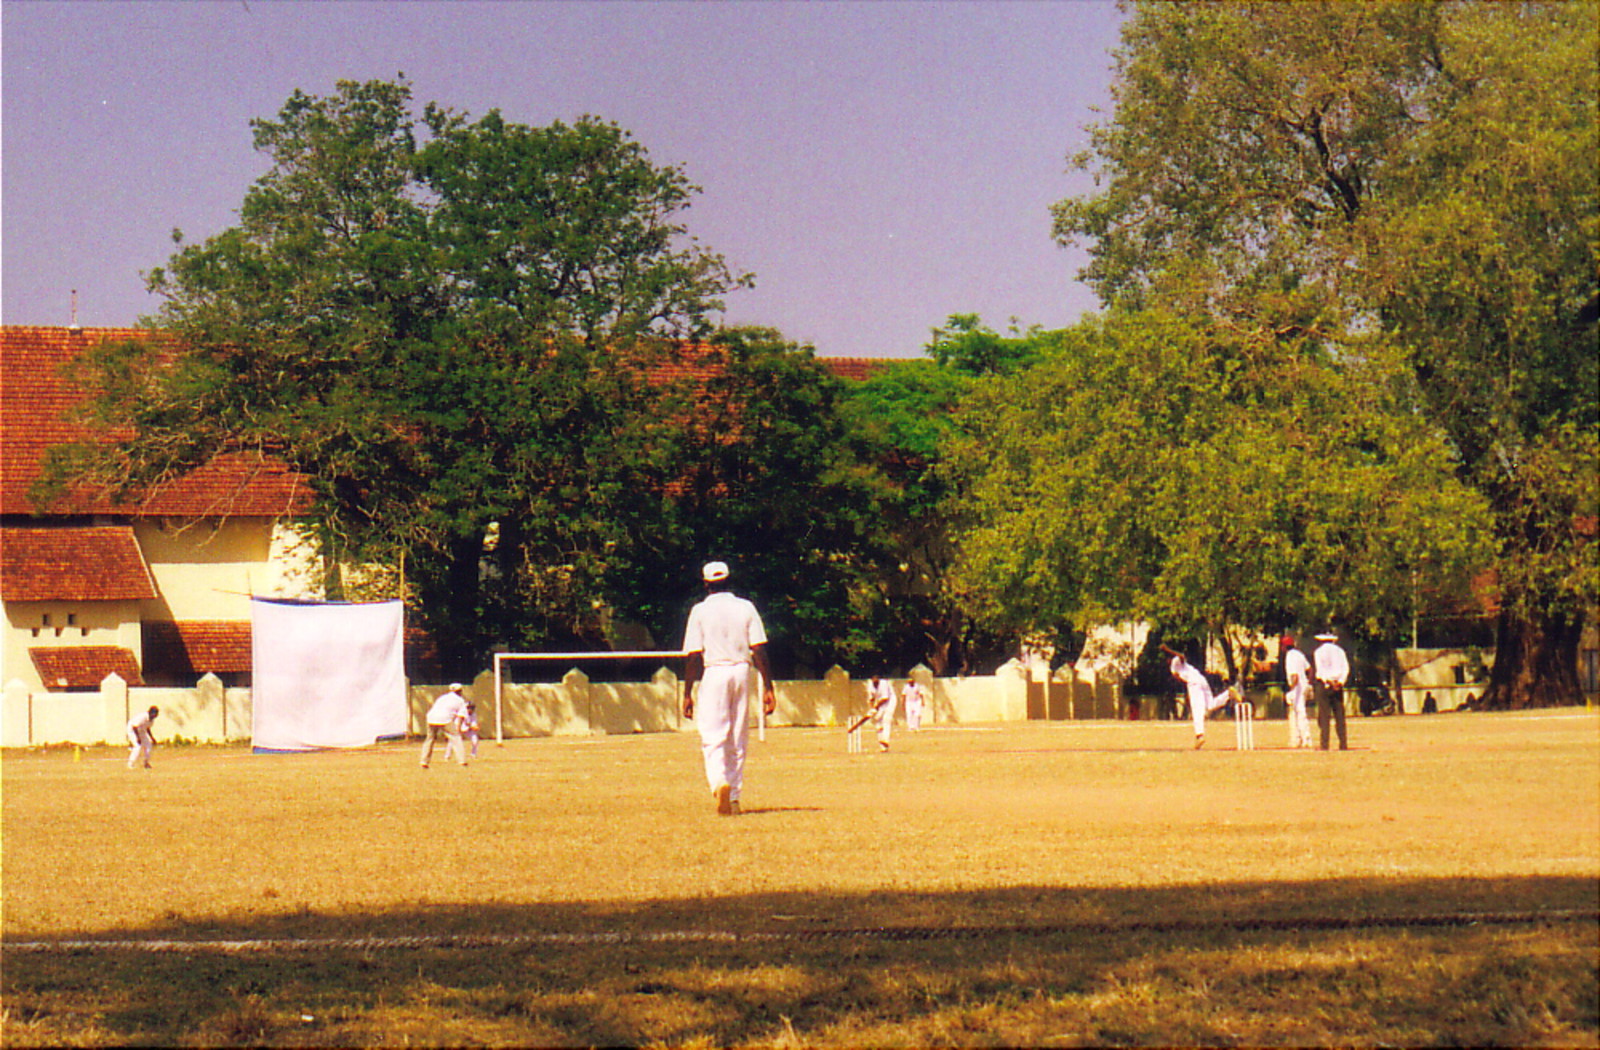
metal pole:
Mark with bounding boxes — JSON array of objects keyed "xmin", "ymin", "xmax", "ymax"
[{"xmin": 494, "ymin": 653, "xmax": 504, "ymax": 745}]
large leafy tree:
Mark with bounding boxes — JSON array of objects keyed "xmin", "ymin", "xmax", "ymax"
[
  {"xmin": 944, "ymin": 310, "xmax": 1490, "ymax": 671},
  {"xmin": 838, "ymin": 316, "xmax": 1059, "ymax": 674},
  {"xmin": 620, "ymin": 327, "xmax": 886, "ymax": 676},
  {"xmin": 1052, "ymin": 2, "xmax": 1596, "ymax": 705},
  {"xmin": 49, "ymin": 79, "xmax": 752, "ymax": 674}
]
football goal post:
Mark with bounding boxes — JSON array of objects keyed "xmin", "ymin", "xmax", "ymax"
[{"xmin": 491, "ymin": 649, "xmax": 768, "ymax": 744}]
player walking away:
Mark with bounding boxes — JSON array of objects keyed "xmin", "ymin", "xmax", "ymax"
[
  {"xmin": 1282, "ymin": 634, "xmax": 1314, "ymax": 749},
  {"xmin": 867, "ymin": 674, "xmax": 897, "ymax": 751},
  {"xmin": 902, "ymin": 678, "xmax": 927, "ymax": 731},
  {"xmin": 1159, "ymin": 643, "xmax": 1238, "ymax": 749},
  {"xmin": 1312, "ymin": 631, "xmax": 1351, "ymax": 751},
  {"xmin": 682, "ymin": 560, "xmax": 777, "ymax": 816},
  {"xmin": 126, "ymin": 705, "xmax": 159, "ymax": 769},
  {"xmin": 420, "ymin": 683, "xmax": 468, "ymax": 768}
]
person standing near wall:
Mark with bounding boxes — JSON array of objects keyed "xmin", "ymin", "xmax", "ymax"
[
  {"xmin": 682, "ymin": 561, "xmax": 777, "ymax": 816},
  {"xmin": 420, "ymin": 683, "xmax": 468, "ymax": 768},
  {"xmin": 126, "ymin": 705, "xmax": 159, "ymax": 769},
  {"xmin": 1282, "ymin": 634, "xmax": 1313, "ymax": 749},
  {"xmin": 902, "ymin": 677, "xmax": 927, "ymax": 731},
  {"xmin": 1312, "ymin": 631, "xmax": 1351, "ymax": 751}
]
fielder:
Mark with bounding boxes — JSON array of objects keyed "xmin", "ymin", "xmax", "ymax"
[
  {"xmin": 682, "ymin": 561, "xmax": 777, "ymax": 816},
  {"xmin": 420, "ymin": 683, "xmax": 468, "ymax": 768},
  {"xmin": 1282, "ymin": 634, "xmax": 1313, "ymax": 748},
  {"xmin": 126, "ymin": 705, "xmax": 159, "ymax": 769},
  {"xmin": 902, "ymin": 678, "xmax": 927, "ymax": 731},
  {"xmin": 1159, "ymin": 643, "xmax": 1237, "ymax": 748}
]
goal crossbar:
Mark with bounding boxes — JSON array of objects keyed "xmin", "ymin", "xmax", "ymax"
[{"xmin": 491, "ymin": 650, "xmax": 689, "ymax": 743}]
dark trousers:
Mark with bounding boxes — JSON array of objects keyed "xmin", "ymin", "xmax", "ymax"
[{"xmin": 1314, "ymin": 680, "xmax": 1348, "ymax": 750}]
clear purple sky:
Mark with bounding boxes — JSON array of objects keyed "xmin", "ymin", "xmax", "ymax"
[{"xmin": 3, "ymin": 1, "xmax": 1122, "ymax": 359}]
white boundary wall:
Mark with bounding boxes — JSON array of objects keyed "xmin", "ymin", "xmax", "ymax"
[{"xmin": 3, "ymin": 660, "xmax": 1042, "ymax": 747}]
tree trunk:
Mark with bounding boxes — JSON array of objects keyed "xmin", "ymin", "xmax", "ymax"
[
  {"xmin": 432, "ymin": 533, "xmax": 486, "ymax": 679},
  {"xmin": 318, "ymin": 520, "xmax": 345, "ymax": 601},
  {"xmin": 1477, "ymin": 604, "xmax": 1584, "ymax": 709}
]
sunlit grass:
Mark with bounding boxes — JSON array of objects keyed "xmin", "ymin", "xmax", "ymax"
[{"xmin": 4, "ymin": 709, "xmax": 1597, "ymax": 1045}]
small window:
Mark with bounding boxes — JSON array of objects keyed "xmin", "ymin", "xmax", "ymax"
[
  {"xmin": 67, "ymin": 613, "xmax": 78, "ymax": 626},
  {"xmin": 41, "ymin": 614, "xmax": 51, "ymax": 627},
  {"xmin": 31, "ymin": 627, "xmax": 39, "ymax": 638},
  {"xmin": 81, "ymin": 628, "xmax": 90, "ymax": 638}
]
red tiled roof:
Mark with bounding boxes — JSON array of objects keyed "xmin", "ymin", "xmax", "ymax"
[
  {"xmin": 0, "ymin": 526, "xmax": 159, "ymax": 601},
  {"xmin": 1, "ymin": 325, "xmax": 888, "ymax": 520},
  {"xmin": 821, "ymin": 357, "xmax": 895, "ymax": 382},
  {"xmin": 0, "ymin": 326, "xmax": 312, "ymax": 518},
  {"xmin": 29, "ymin": 646, "xmax": 145, "ymax": 690},
  {"xmin": 142, "ymin": 620, "xmax": 253, "ymax": 675}
]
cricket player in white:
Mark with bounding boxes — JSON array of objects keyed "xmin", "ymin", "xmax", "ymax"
[
  {"xmin": 902, "ymin": 678, "xmax": 927, "ymax": 731},
  {"xmin": 1160, "ymin": 643, "xmax": 1237, "ymax": 748},
  {"xmin": 126, "ymin": 705, "xmax": 159, "ymax": 769},
  {"xmin": 1283, "ymin": 636, "xmax": 1313, "ymax": 748},
  {"xmin": 867, "ymin": 675, "xmax": 897, "ymax": 751},
  {"xmin": 682, "ymin": 561, "xmax": 777, "ymax": 816},
  {"xmin": 420, "ymin": 684, "xmax": 469, "ymax": 768}
]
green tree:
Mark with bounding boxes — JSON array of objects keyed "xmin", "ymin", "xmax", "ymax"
[
  {"xmin": 925, "ymin": 313, "xmax": 1055, "ymax": 377},
  {"xmin": 944, "ymin": 310, "xmax": 1491, "ymax": 671},
  {"xmin": 836, "ymin": 315, "xmax": 1061, "ymax": 674},
  {"xmin": 1052, "ymin": 2, "xmax": 1597, "ymax": 705},
  {"xmin": 626, "ymin": 327, "xmax": 885, "ymax": 677},
  {"xmin": 417, "ymin": 107, "xmax": 749, "ymax": 346},
  {"xmin": 46, "ymin": 79, "xmax": 752, "ymax": 675}
]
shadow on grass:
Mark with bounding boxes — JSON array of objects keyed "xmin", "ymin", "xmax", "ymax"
[{"xmin": 5, "ymin": 876, "xmax": 1597, "ymax": 1047}]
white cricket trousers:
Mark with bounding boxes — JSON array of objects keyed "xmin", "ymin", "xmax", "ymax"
[
  {"xmin": 127, "ymin": 731, "xmax": 153, "ymax": 769},
  {"xmin": 1188, "ymin": 679, "xmax": 1231, "ymax": 736},
  {"xmin": 1286, "ymin": 681, "xmax": 1312, "ymax": 747},
  {"xmin": 696, "ymin": 662, "xmax": 752, "ymax": 800},
  {"xmin": 877, "ymin": 694, "xmax": 899, "ymax": 748}
]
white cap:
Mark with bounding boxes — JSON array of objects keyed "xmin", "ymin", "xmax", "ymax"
[
  {"xmin": 449, "ymin": 682, "xmax": 464, "ymax": 692},
  {"xmin": 702, "ymin": 561, "xmax": 730, "ymax": 582},
  {"xmin": 1314, "ymin": 632, "xmax": 1337, "ymax": 642}
]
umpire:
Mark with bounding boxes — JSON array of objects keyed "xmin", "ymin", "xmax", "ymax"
[{"xmin": 1312, "ymin": 630, "xmax": 1351, "ymax": 751}]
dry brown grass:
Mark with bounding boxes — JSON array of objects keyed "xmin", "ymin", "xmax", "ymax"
[{"xmin": 4, "ymin": 708, "xmax": 1597, "ymax": 1046}]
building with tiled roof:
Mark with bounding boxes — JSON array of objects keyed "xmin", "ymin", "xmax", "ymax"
[
  {"xmin": 1, "ymin": 326, "xmax": 323, "ymax": 690},
  {"xmin": 0, "ymin": 326, "xmax": 311, "ymax": 519},
  {"xmin": 1, "ymin": 325, "xmax": 900, "ymax": 692},
  {"xmin": 29, "ymin": 645, "xmax": 145, "ymax": 691},
  {"xmin": 0, "ymin": 526, "xmax": 159, "ymax": 602}
]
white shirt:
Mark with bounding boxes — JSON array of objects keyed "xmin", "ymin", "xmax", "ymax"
[
  {"xmin": 1284, "ymin": 648, "xmax": 1311, "ymax": 687},
  {"xmin": 868, "ymin": 678, "xmax": 894, "ymax": 706},
  {"xmin": 127, "ymin": 712, "xmax": 156, "ymax": 741},
  {"xmin": 1169, "ymin": 655, "xmax": 1206, "ymax": 689},
  {"xmin": 683, "ymin": 590, "xmax": 768, "ymax": 667},
  {"xmin": 427, "ymin": 690, "xmax": 467, "ymax": 726},
  {"xmin": 1313, "ymin": 642, "xmax": 1350, "ymax": 686}
]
